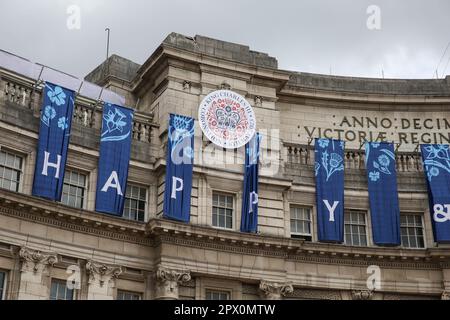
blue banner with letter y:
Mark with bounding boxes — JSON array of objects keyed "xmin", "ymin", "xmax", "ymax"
[
  {"xmin": 163, "ymin": 114, "xmax": 195, "ymax": 222},
  {"xmin": 315, "ymin": 138, "xmax": 345, "ymax": 242},
  {"xmin": 365, "ymin": 142, "xmax": 400, "ymax": 246},
  {"xmin": 95, "ymin": 103, "xmax": 134, "ymax": 216},
  {"xmin": 32, "ymin": 82, "xmax": 75, "ymax": 201},
  {"xmin": 421, "ymin": 144, "xmax": 450, "ymax": 243}
]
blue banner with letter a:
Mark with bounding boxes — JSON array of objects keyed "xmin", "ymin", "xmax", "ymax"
[
  {"xmin": 421, "ymin": 144, "xmax": 450, "ymax": 243},
  {"xmin": 365, "ymin": 142, "xmax": 400, "ymax": 246},
  {"xmin": 315, "ymin": 138, "xmax": 345, "ymax": 242},
  {"xmin": 163, "ymin": 114, "xmax": 194, "ymax": 222},
  {"xmin": 95, "ymin": 103, "xmax": 134, "ymax": 215},
  {"xmin": 240, "ymin": 133, "xmax": 261, "ymax": 233},
  {"xmin": 32, "ymin": 82, "xmax": 75, "ymax": 201}
]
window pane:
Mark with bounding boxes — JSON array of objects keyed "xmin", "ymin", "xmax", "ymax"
[{"xmin": 123, "ymin": 185, "xmax": 147, "ymax": 222}]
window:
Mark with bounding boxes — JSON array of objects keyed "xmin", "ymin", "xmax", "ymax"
[
  {"xmin": 61, "ymin": 170, "xmax": 87, "ymax": 209},
  {"xmin": 290, "ymin": 206, "xmax": 312, "ymax": 241},
  {"xmin": 50, "ymin": 279, "xmax": 73, "ymax": 300},
  {"xmin": 212, "ymin": 193, "xmax": 234, "ymax": 229},
  {"xmin": 206, "ymin": 290, "xmax": 230, "ymax": 300},
  {"xmin": 117, "ymin": 290, "xmax": 142, "ymax": 300},
  {"xmin": 344, "ymin": 210, "xmax": 368, "ymax": 246},
  {"xmin": 401, "ymin": 214, "xmax": 425, "ymax": 248},
  {"xmin": 0, "ymin": 271, "xmax": 6, "ymax": 300},
  {"xmin": 0, "ymin": 150, "xmax": 23, "ymax": 192},
  {"xmin": 123, "ymin": 184, "xmax": 147, "ymax": 222}
]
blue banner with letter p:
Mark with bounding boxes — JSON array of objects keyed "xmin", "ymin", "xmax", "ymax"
[
  {"xmin": 240, "ymin": 133, "xmax": 261, "ymax": 233},
  {"xmin": 365, "ymin": 142, "xmax": 400, "ymax": 246},
  {"xmin": 315, "ymin": 138, "xmax": 345, "ymax": 242},
  {"xmin": 32, "ymin": 82, "xmax": 75, "ymax": 201},
  {"xmin": 95, "ymin": 103, "xmax": 134, "ymax": 216},
  {"xmin": 421, "ymin": 144, "xmax": 450, "ymax": 243},
  {"xmin": 163, "ymin": 114, "xmax": 194, "ymax": 222}
]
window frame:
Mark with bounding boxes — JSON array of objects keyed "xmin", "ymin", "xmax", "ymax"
[
  {"xmin": 60, "ymin": 168, "xmax": 88, "ymax": 209},
  {"xmin": 0, "ymin": 148, "xmax": 24, "ymax": 193},
  {"xmin": 344, "ymin": 209, "xmax": 368, "ymax": 247},
  {"xmin": 116, "ymin": 289, "xmax": 143, "ymax": 300},
  {"xmin": 290, "ymin": 205, "xmax": 313, "ymax": 240},
  {"xmin": 0, "ymin": 270, "xmax": 7, "ymax": 300},
  {"xmin": 211, "ymin": 191, "xmax": 235, "ymax": 230},
  {"xmin": 123, "ymin": 182, "xmax": 148, "ymax": 222},
  {"xmin": 205, "ymin": 289, "xmax": 231, "ymax": 300},
  {"xmin": 400, "ymin": 212, "xmax": 426, "ymax": 249},
  {"xmin": 49, "ymin": 278, "xmax": 74, "ymax": 301}
]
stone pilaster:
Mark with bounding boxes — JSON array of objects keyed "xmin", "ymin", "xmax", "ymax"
[
  {"xmin": 155, "ymin": 265, "xmax": 191, "ymax": 300},
  {"xmin": 351, "ymin": 290, "xmax": 373, "ymax": 300},
  {"xmin": 86, "ymin": 260, "xmax": 122, "ymax": 300},
  {"xmin": 18, "ymin": 246, "xmax": 58, "ymax": 300},
  {"xmin": 259, "ymin": 280, "xmax": 293, "ymax": 300}
]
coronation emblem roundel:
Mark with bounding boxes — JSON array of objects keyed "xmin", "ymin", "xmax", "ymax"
[{"xmin": 198, "ymin": 90, "xmax": 256, "ymax": 149}]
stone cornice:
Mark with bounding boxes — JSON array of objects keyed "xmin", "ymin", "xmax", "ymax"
[
  {"xmin": 19, "ymin": 246, "xmax": 58, "ymax": 273},
  {"xmin": 0, "ymin": 191, "xmax": 153, "ymax": 246},
  {"xmin": 149, "ymin": 219, "xmax": 450, "ymax": 270}
]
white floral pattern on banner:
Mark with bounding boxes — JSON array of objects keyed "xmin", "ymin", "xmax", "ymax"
[{"xmin": 422, "ymin": 145, "xmax": 450, "ymax": 181}]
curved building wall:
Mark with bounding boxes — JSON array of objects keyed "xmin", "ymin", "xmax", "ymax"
[{"xmin": 0, "ymin": 33, "xmax": 449, "ymax": 300}]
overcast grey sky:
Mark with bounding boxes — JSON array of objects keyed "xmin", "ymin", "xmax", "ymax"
[{"xmin": 1, "ymin": 0, "xmax": 450, "ymax": 80}]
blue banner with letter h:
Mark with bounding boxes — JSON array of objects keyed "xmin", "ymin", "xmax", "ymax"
[
  {"xmin": 315, "ymin": 138, "xmax": 345, "ymax": 242},
  {"xmin": 95, "ymin": 103, "xmax": 134, "ymax": 216},
  {"xmin": 32, "ymin": 82, "xmax": 75, "ymax": 201},
  {"xmin": 365, "ymin": 142, "xmax": 400, "ymax": 246},
  {"xmin": 421, "ymin": 144, "xmax": 450, "ymax": 243},
  {"xmin": 163, "ymin": 114, "xmax": 195, "ymax": 222},
  {"xmin": 240, "ymin": 133, "xmax": 261, "ymax": 233}
]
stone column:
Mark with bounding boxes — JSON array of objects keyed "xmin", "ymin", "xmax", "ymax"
[
  {"xmin": 154, "ymin": 265, "xmax": 191, "ymax": 300},
  {"xmin": 85, "ymin": 260, "xmax": 122, "ymax": 300},
  {"xmin": 18, "ymin": 247, "xmax": 58, "ymax": 300},
  {"xmin": 351, "ymin": 290, "xmax": 373, "ymax": 300},
  {"xmin": 259, "ymin": 280, "xmax": 293, "ymax": 300}
]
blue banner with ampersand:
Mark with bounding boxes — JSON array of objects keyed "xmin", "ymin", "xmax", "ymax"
[{"xmin": 421, "ymin": 144, "xmax": 450, "ymax": 243}]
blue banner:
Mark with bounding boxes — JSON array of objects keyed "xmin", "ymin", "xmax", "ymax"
[
  {"xmin": 421, "ymin": 144, "xmax": 450, "ymax": 243},
  {"xmin": 32, "ymin": 82, "xmax": 75, "ymax": 201},
  {"xmin": 365, "ymin": 142, "xmax": 400, "ymax": 246},
  {"xmin": 163, "ymin": 114, "xmax": 194, "ymax": 222},
  {"xmin": 240, "ymin": 133, "xmax": 261, "ymax": 233},
  {"xmin": 95, "ymin": 103, "xmax": 134, "ymax": 215},
  {"xmin": 315, "ymin": 138, "xmax": 345, "ymax": 242}
]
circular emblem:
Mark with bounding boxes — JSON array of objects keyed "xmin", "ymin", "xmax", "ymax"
[{"xmin": 198, "ymin": 90, "xmax": 256, "ymax": 149}]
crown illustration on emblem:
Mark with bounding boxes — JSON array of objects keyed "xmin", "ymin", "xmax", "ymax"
[{"xmin": 215, "ymin": 105, "xmax": 240, "ymax": 130}]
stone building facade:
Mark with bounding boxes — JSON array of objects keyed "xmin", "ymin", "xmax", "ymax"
[{"xmin": 0, "ymin": 32, "xmax": 450, "ymax": 300}]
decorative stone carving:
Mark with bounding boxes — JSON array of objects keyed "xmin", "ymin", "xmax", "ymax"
[
  {"xmin": 19, "ymin": 247, "xmax": 58, "ymax": 274},
  {"xmin": 259, "ymin": 280, "xmax": 293, "ymax": 300},
  {"xmin": 220, "ymin": 81, "xmax": 231, "ymax": 90},
  {"xmin": 155, "ymin": 265, "xmax": 191, "ymax": 300},
  {"xmin": 183, "ymin": 81, "xmax": 191, "ymax": 91},
  {"xmin": 351, "ymin": 290, "xmax": 373, "ymax": 300},
  {"xmin": 254, "ymin": 96, "xmax": 263, "ymax": 107},
  {"xmin": 86, "ymin": 260, "xmax": 122, "ymax": 287},
  {"xmin": 442, "ymin": 291, "xmax": 450, "ymax": 300}
]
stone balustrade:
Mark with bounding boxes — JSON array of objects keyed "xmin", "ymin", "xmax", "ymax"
[
  {"xmin": 0, "ymin": 75, "xmax": 158, "ymax": 144},
  {"xmin": 285, "ymin": 143, "xmax": 424, "ymax": 173}
]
